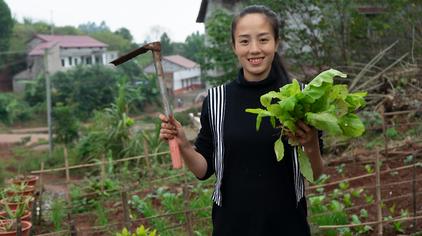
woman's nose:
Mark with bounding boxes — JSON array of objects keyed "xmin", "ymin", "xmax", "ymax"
[{"xmin": 249, "ymin": 40, "xmax": 260, "ymax": 53}]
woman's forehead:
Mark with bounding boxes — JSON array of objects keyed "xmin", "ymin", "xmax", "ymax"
[{"xmin": 235, "ymin": 14, "xmax": 273, "ymax": 36}]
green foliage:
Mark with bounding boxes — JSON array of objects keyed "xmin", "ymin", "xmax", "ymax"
[
  {"xmin": 386, "ymin": 127, "xmax": 399, "ymax": 139},
  {"xmin": 183, "ymin": 31, "xmax": 206, "ymax": 65},
  {"xmin": 246, "ymin": 69, "xmax": 366, "ymax": 182},
  {"xmin": 0, "ymin": 0, "xmax": 13, "ymax": 65},
  {"xmin": 0, "ymin": 93, "xmax": 31, "ymax": 125},
  {"xmin": 50, "ymin": 198, "xmax": 67, "ymax": 231},
  {"xmin": 203, "ymin": 9, "xmax": 238, "ymax": 85},
  {"xmin": 52, "ymin": 105, "xmax": 80, "ymax": 145},
  {"xmin": 116, "ymin": 225, "xmax": 157, "ymax": 236},
  {"xmin": 248, "ymin": 0, "xmax": 422, "ymax": 71},
  {"xmin": 130, "ymin": 195, "xmax": 168, "ymax": 233},
  {"xmin": 94, "ymin": 200, "xmax": 109, "ymax": 226},
  {"xmin": 160, "ymin": 33, "xmax": 174, "ymax": 56}
]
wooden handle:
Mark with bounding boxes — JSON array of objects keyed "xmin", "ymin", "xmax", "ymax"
[{"xmin": 169, "ymin": 139, "xmax": 183, "ymax": 169}]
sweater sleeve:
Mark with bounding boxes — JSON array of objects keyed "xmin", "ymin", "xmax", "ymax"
[{"xmin": 194, "ymin": 96, "xmax": 215, "ymax": 180}]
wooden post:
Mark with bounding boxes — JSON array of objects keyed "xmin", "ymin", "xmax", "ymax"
[
  {"xmin": 100, "ymin": 154, "xmax": 106, "ymax": 192},
  {"xmin": 64, "ymin": 145, "xmax": 70, "ymax": 183},
  {"xmin": 143, "ymin": 139, "xmax": 151, "ymax": 174},
  {"xmin": 121, "ymin": 190, "xmax": 131, "ymax": 230},
  {"xmin": 36, "ymin": 162, "xmax": 45, "ymax": 226},
  {"xmin": 377, "ymin": 108, "xmax": 386, "ymax": 235},
  {"xmin": 16, "ymin": 216, "xmax": 22, "ymax": 236},
  {"xmin": 69, "ymin": 213, "xmax": 77, "ymax": 236},
  {"xmin": 183, "ymin": 172, "xmax": 194, "ymax": 236},
  {"xmin": 412, "ymin": 151, "xmax": 417, "ymax": 232}
]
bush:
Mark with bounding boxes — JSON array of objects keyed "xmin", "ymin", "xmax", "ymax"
[{"xmin": 0, "ymin": 93, "xmax": 31, "ymax": 125}]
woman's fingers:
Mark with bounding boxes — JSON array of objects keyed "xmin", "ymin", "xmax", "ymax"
[{"xmin": 159, "ymin": 113, "xmax": 169, "ymax": 123}]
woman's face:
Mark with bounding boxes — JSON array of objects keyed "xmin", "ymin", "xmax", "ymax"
[{"xmin": 233, "ymin": 13, "xmax": 279, "ymax": 82}]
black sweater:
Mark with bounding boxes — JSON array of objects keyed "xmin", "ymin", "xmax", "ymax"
[{"xmin": 195, "ymin": 66, "xmax": 311, "ymax": 236}]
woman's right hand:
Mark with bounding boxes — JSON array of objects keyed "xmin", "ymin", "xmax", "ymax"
[{"xmin": 159, "ymin": 114, "xmax": 190, "ymax": 149}]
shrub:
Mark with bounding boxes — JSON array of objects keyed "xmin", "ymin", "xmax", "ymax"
[{"xmin": 0, "ymin": 93, "xmax": 31, "ymax": 125}]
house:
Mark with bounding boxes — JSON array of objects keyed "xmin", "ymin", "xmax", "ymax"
[
  {"xmin": 144, "ymin": 55, "xmax": 202, "ymax": 95},
  {"xmin": 13, "ymin": 34, "xmax": 118, "ymax": 92}
]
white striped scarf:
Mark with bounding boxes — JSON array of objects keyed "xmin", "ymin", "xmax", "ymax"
[{"xmin": 207, "ymin": 82, "xmax": 306, "ymax": 206}]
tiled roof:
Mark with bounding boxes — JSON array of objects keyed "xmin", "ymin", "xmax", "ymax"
[
  {"xmin": 164, "ymin": 55, "xmax": 198, "ymax": 69},
  {"xmin": 29, "ymin": 34, "xmax": 108, "ymax": 56}
]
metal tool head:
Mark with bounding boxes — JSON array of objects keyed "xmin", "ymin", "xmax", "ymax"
[{"xmin": 110, "ymin": 41, "xmax": 161, "ymax": 66}]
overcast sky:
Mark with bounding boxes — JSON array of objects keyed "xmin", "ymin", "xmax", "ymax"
[{"xmin": 4, "ymin": 0, "xmax": 205, "ymax": 43}]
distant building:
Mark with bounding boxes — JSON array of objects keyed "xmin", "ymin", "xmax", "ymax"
[
  {"xmin": 144, "ymin": 55, "xmax": 202, "ymax": 95},
  {"xmin": 13, "ymin": 34, "xmax": 118, "ymax": 92}
]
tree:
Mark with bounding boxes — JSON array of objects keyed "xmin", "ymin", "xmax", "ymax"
[
  {"xmin": 203, "ymin": 9, "xmax": 238, "ymax": 85},
  {"xmin": 160, "ymin": 33, "xmax": 174, "ymax": 55},
  {"xmin": 0, "ymin": 0, "xmax": 14, "ymax": 65},
  {"xmin": 183, "ymin": 31, "xmax": 206, "ymax": 65},
  {"xmin": 115, "ymin": 27, "xmax": 133, "ymax": 42},
  {"xmin": 78, "ymin": 21, "xmax": 110, "ymax": 33}
]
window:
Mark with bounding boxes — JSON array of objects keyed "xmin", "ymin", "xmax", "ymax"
[
  {"xmin": 86, "ymin": 57, "xmax": 92, "ymax": 65},
  {"xmin": 68, "ymin": 57, "xmax": 72, "ymax": 66},
  {"xmin": 61, "ymin": 59, "xmax": 65, "ymax": 67}
]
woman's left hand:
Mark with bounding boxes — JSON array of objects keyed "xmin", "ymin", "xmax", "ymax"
[{"xmin": 286, "ymin": 121, "xmax": 319, "ymax": 154}]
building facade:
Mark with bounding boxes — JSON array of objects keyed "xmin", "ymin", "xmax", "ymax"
[{"xmin": 13, "ymin": 34, "xmax": 118, "ymax": 92}]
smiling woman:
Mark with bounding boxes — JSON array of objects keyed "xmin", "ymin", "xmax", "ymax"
[{"xmin": 159, "ymin": 5, "xmax": 323, "ymax": 236}]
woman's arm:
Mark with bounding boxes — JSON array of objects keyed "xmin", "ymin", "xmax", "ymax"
[
  {"xmin": 292, "ymin": 121, "xmax": 324, "ymax": 180},
  {"xmin": 159, "ymin": 114, "xmax": 208, "ymax": 178}
]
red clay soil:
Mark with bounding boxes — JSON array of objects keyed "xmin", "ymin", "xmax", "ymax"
[{"xmin": 312, "ymin": 144, "xmax": 422, "ymax": 235}]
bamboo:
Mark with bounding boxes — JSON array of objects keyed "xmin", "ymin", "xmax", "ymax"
[
  {"xmin": 412, "ymin": 151, "xmax": 417, "ymax": 232},
  {"xmin": 121, "ymin": 190, "xmax": 131, "ymax": 230},
  {"xmin": 319, "ymin": 215, "xmax": 422, "ymax": 229},
  {"xmin": 30, "ymin": 151, "xmax": 170, "ymax": 174},
  {"xmin": 100, "ymin": 154, "xmax": 106, "ymax": 192},
  {"xmin": 63, "ymin": 146, "xmax": 70, "ymax": 184},
  {"xmin": 308, "ymin": 163, "xmax": 417, "ymax": 190},
  {"xmin": 183, "ymin": 172, "xmax": 194, "ymax": 236}
]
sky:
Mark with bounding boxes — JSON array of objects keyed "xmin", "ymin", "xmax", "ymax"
[{"xmin": 4, "ymin": 0, "xmax": 205, "ymax": 43}]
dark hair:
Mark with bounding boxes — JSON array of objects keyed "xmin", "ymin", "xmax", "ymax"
[
  {"xmin": 231, "ymin": 5, "xmax": 280, "ymax": 45},
  {"xmin": 231, "ymin": 5, "xmax": 290, "ymax": 83}
]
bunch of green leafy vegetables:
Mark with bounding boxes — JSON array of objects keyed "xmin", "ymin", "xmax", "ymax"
[{"xmin": 246, "ymin": 69, "xmax": 367, "ymax": 182}]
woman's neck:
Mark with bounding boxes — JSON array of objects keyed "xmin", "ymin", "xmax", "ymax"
[{"xmin": 243, "ymin": 68, "xmax": 272, "ymax": 82}]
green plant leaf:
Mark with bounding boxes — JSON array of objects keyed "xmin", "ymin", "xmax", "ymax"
[
  {"xmin": 274, "ymin": 138, "xmax": 284, "ymax": 161},
  {"xmin": 305, "ymin": 111, "xmax": 342, "ymax": 135},
  {"xmin": 338, "ymin": 113, "xmax": 365, "ymax": 137},
  {"xmin": 298, "ymin": 147, "xmax": 314, "ymax": 182}
]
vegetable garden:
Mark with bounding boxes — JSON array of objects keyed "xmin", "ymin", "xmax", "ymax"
[{"xmin": 1, "ymin": 53, "xmax": 421, "ymax": 235}]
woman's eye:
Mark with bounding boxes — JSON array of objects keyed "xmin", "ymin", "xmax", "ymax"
[
  {"xmin": 260, "ymin": 38, "xmax": 269, "ymax": 43},
  {"xmin": 240, "ymin": 40, "xmax": 248, "ymax": 44}
]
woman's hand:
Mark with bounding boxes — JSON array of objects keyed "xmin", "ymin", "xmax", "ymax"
[
  {"xmin": 292, "ymin": 121, "xmax": 319, "ymax": 153},
  {"xmin": 287, "ymin": 120, "xmax": 323, "ymax": 179},
  {"xmin": 159, "ymin": 114, "xmax": 190, "ymax": 149}
]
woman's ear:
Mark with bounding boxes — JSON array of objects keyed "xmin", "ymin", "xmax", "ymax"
[{"xmin": 275, "ymin": 38, "xmax": 280, "ymax": 52}]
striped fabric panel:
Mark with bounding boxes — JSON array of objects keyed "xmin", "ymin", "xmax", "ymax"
[
  {"xmin": 292, "ymin": 81, "xmax": 306, "ymax": 204},
  {"xmin": 208, "ymin": 85, "xmax": 226, "ymax": 206}
]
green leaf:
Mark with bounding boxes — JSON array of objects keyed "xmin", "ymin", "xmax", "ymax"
[
  {"xmin": 299, "ymin": 69, "xmax": 346, "ymax": 103},
  {"xmin": 338, "ymin": 113, "xmax": 365, "ymax": 137},
  {"xmin": 298, "ymin": 147, "xmax": 314, "ymax": 182},
  {"xmin": 245, "ymin": 108, "xmax": 272, "ymax": 131},
  {"xmin": 305, "ymin": 111, "xmax": 342, "ymax": 135},
  {"xmin": 260, "ymin": 91, "xmax": 281, "ymax": 108},
  {"xmin": 274, "ymin": 138, "xmax": 284, "ymax": 161},
  {"xmin": 345, "ymin": 91, "xmax": 367, "ymax": 111},
  {"xmin": 279, "ymin": 79, "xmax": 301, "ymax": 97}
]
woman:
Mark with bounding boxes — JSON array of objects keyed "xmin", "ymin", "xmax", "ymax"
[{"xmin": 159, "ymin": 5, "xmax": 323, "ymax": 235}]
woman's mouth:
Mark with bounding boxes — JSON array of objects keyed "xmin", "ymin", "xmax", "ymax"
[{"xmin": 248, "ymin": 57, "xmax": 264, "ymax": 65}]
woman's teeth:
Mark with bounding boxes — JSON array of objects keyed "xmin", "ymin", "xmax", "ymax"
[{"xmin": 248, "ymin": 58, "xmax": 263, "ymax": 65}]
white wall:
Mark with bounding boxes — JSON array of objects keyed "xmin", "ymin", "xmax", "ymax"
[{"xmin": 173, "ymin": 67, "xmax": 201, "ymax": 90}]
